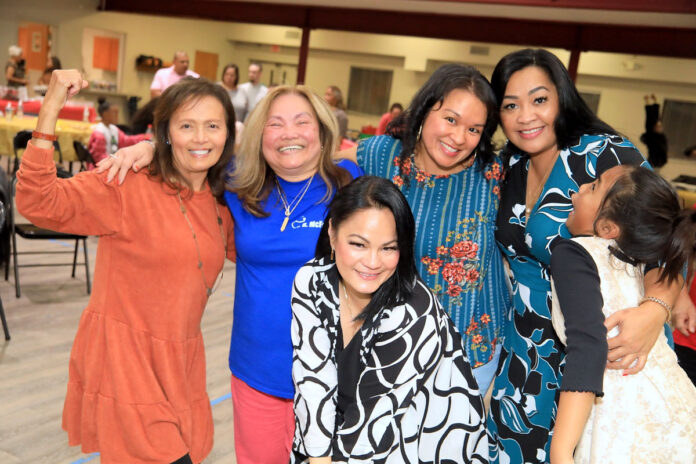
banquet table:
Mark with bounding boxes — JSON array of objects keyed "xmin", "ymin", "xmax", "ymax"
[
  {"xmin": 0, "ymin": 99, "xmax": 97, "ymax": 122},
  {"xmin": 0, "ymin": 116, "xmax": 94, "ymax": 163}
]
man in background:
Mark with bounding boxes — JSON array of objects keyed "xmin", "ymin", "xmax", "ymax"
[
  {"xmin": 150, "ymin": 51, "xmax": 199, "ymax": 98},
  {"xmin": 238, "ymin": 62, "xmax": 268, "ymax": 118}
]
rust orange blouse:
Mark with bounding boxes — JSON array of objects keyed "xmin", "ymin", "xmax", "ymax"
[{"xmin": 16, "ymin": 142, "xmax": 235, "ymax": 464}]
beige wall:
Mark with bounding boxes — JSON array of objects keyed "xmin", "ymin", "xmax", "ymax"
[{"xmin": 2, "ymin": 2, "xmax": 695, "ymax": 177}]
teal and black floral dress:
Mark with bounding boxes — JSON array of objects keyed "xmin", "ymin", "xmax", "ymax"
[
  {"xmin": 487, "ymin": 133, "xmax": 647, "ymax": 464},
  {"xmin": 356, "ymin": 135, "xmax": 510, "ymax": 375}
]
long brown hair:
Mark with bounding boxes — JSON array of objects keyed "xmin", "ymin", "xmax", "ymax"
[
  {"xmin": 150, "ymin": 77, "xmax": 235, "ymax": 201},
  {"xmin": 230, "ymin": 85, "xmax": 352, "ymax": 217}
]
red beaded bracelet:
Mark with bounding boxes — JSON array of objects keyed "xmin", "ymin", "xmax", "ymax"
[{"xmin": 31, "ymin": 130, "xmax": 58, "ymax": 142}]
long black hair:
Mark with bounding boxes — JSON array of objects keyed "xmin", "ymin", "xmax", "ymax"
[
  {"xmin": 387, "ymin": 63, "xmax": 498, "ymax": 173},
  {"xmin": 491, "ymin": 48, "xmax": 617, "ymax": 160},
  {"xmin": 316, "ymin": 176, "xmax": 419, "ymax": 321},
  {"xmin": 596, "ymin": 166, "xmax": 696, "ymax": 284}
]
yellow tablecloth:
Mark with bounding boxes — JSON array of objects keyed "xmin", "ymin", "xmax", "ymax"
[
  {"xmin": 0, "ymin": 116, "xmax": 94, "ymax": 163},
  {"xmin": 677, "ymin": 189, "xmax": 696, "ymax": 209}
]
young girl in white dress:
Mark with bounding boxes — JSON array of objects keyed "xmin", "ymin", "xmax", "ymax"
[{"xmin": 548, "ymin": 165, "xmax": 696, "ymax": 464}]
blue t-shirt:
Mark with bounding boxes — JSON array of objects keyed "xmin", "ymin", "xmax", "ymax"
[
  {"xmin": 225, "ymin": 159, "xmax": 363, "ymax": 398},
  {"xmin": 357, "ymin": 135, "xmax": 510, "ymax": 368}
]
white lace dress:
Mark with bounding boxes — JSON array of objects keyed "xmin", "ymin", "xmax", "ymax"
[{"xmin": 551, "ymin": 236, "xmax": 696, "ymax": 464}]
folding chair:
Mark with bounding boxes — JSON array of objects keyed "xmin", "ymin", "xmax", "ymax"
[
  {"xmin": 12, "ymin": 130, "xmax": 63, "ymax": 174},
  {"xmin": 72, "ymin": 140, "xmax": 97, "ymax": 172},
  {"xmin": 6, "ymin": 175, "xmax": 91, "ymax": 298}
]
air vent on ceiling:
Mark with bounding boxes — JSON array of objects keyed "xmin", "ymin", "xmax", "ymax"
[
  {"xmin": 470, "ymin": 45, "xmax": 490, "ymax": 56},
  {"xmin": 285, "ymin": 30, "xmax": 300, "ymax": 39}
]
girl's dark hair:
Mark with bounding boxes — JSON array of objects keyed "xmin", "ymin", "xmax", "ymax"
[
  {"xmin": 596, "ymin": 166, "xmax": 695, "ymax": 284},
  {"xmin": 97, "ymin": 97, "xmax": 113, "ymax": 117},
  {"xmin": 491, "ymin": 49, "xmax": 618, "ymax": 160},
  {"xmin": 386, "ymin": 63, "xmax": 498, "ymax": 171},
  {"xmin": 316, "ymin": 176, "xmax": 419, "ymax": 321},
  {"xmin": 130, "ymin": 97, "xmax": 159, "ymax": 134},
  {"xmin": 221, "ymin": 63, "xmax": 239, "ymax": 87},
  {"xmin": 151, "ymin": 77, "xmax": 236, "ymax": 201}
]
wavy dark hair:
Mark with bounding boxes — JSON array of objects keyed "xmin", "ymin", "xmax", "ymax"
[
  {"xmin": 316, "ymin": 176, "xmax": 419, "ymax": 321},
  {"xmin": 386, "ymin": 63, "xmax": 498, "ymax": 175},
  {"xmin": 492, "ymin": 48, "xmax": 617, "ymax": 162},
  {"xmin": 595, "ymin": 166, "xmax": 695, "ymax": 284},
  {"xmin": 150, "ymin": 77, "xmax": 235, "ymax": 202}
]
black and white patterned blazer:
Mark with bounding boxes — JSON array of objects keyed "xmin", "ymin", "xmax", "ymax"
[{"xmin": 291, "ymin": 257, "xmax": 489, "ymax": 463}]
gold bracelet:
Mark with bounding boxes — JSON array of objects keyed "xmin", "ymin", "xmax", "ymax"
[{"xmin": 639, "ymin": 296, "xmax": 672, "ymax": 323}]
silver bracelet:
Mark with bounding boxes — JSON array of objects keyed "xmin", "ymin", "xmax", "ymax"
[{"xmin": 639, "ymin": 296, "xmax": 672, "ymax": 322}]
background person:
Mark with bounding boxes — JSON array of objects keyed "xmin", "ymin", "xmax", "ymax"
[
  {"xmin": 5, "ymin": 45, "xmax": 28, "ymax": 89},
  {"xmin": 375, "ymin": 102, "xmax": 403, "ymax": 135},
  {"xmin": 291, "ymin": 176, "xmax": 488, "ymax": 463},
  {"xmin": 16, "ymin": 71, "xmax": 236, "ymax": 464},
  {"xmin": 150, "ymin": 51, "xmax": 199, "ymax": 98},
  {"xmin": 238, "ymin": 62, "xmax": 267, "ymax": 116},
  {"xmin": 323, "ymin": 85, "xmax": 349, "ymax": 140},
  {"xmin": 218, "ymin": 63, "xmax": 248, "ymax": 122},
  {"xmin": 87, "ymin": 97, "xmax": 150, "ymax": 167},
  {"xmin": 38, "ymin": 55, "xmax": 62, "ymax": 85},
  {"xmin": 640, "ymin": 94, "xmax": 668, "ymax": 169}
]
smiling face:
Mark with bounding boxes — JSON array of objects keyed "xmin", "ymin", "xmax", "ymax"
[
  {"xmin": 415, "ymin": 88, "xmax": 487, "ymax": 175},
  {"xmin": 499, "ymin": 66, "xmax": 560, "ymax": 159},
  {"xmin": 330, "ymin": 207, "xmax": 400, "ymax": 307},
  {"xmin": 261, "ymin": 93, "xmax": 321, "ymax": 181},
  {"xmin": 222, "ymin": 67, "xmax": 237, "ymax": 88},
  {"xmin": 566, "ymin": 165, "xmax": 626, "ymax": 236},
  {"xmin": 168, "ymin": 95, "xmax": 227, "ymax": 191}
]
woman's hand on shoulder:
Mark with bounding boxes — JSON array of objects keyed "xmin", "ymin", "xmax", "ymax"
[{"xmin": 96, "ymin": 140, "xmax": 155, "ymax": 184}]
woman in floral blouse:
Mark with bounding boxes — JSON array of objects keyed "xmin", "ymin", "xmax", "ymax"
[{"xmin": 336, "ymin": 64, "xmax": 511, "ymax": 393}]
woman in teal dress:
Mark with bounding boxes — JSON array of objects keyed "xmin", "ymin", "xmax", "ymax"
[
  {"xmin": 487, "ymin": 48, "xmax": 679, "ymax": 464},
  {"xmin": 338, "ymin": 64, "xmax": 511, "ymax": 394}
]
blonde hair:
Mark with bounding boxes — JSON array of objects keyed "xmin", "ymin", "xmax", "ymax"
[{"xmin": 230, "ymin": 85, "xmax": 352, "ymax": 217}]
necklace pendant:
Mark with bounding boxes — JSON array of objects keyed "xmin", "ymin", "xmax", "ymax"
[{"xmin": 280, "ymin": 215, "xmax": 289, "ymax": 232}]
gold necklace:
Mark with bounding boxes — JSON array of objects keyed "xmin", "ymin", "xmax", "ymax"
[
  {"xmin": 177, "ymin": 192, "xmax": 227, "ymax": 296},
  {"xmin": 275, "ymin": 175, "xmax": 313, "ymax": 231},
  {"xmin": 341, "ymin": 281, "xmax": 357, "ymax": 320},
  {"xmin": 525, "ymin": 153, "xmax": 558, "ymax": 217}
]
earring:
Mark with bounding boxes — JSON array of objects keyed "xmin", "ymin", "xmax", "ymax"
[
  {"xmin": 165, "ymin": 139, "xmax": 170, "ymax": 145},
  {"xmin": 416, "ymin": 123, "xmax": 423, "ymax": 141},
  {"xmin": 330, "ymin": 248, "xmax": 335, "ymax": 261}
]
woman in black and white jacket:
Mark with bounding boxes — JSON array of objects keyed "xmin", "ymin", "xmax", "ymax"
[{"xmin": 291, "ymin": 176, "xmax": 488, "ymax": 464}]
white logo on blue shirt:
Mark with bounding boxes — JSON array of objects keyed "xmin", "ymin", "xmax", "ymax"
[{"xmin": 291, "ymin": 216, "xmax": 324, "ymax": 229}]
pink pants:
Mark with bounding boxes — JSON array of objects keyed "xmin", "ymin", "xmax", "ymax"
[{"xmin": 230, "ymin": 374, "xmax": 295, "ymax": 464}]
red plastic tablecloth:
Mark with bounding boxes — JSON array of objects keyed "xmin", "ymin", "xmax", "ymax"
[{"xmin": 0, "ymin": 99, "xmax": 97, "ymax": 122}]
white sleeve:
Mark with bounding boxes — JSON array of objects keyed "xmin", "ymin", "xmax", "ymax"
[{"xmin": 291, "ymin": 264, "xmax": 337, "ymax": 458}]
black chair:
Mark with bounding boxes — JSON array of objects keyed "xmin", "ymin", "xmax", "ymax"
[
  {"xmin": 73, "ymin": 140, "xmax": 97, "ymax": 172},
  {"xmin": 0, "ymin": 195, "xmax": 10, "ymax": 340},
  {"xmin": 6, "ymin": 174, "xmax": 91, "ymax": 298},
  {"xmin": 12, "ymin": 130, "xmax": 63, "ymax": 174}
]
